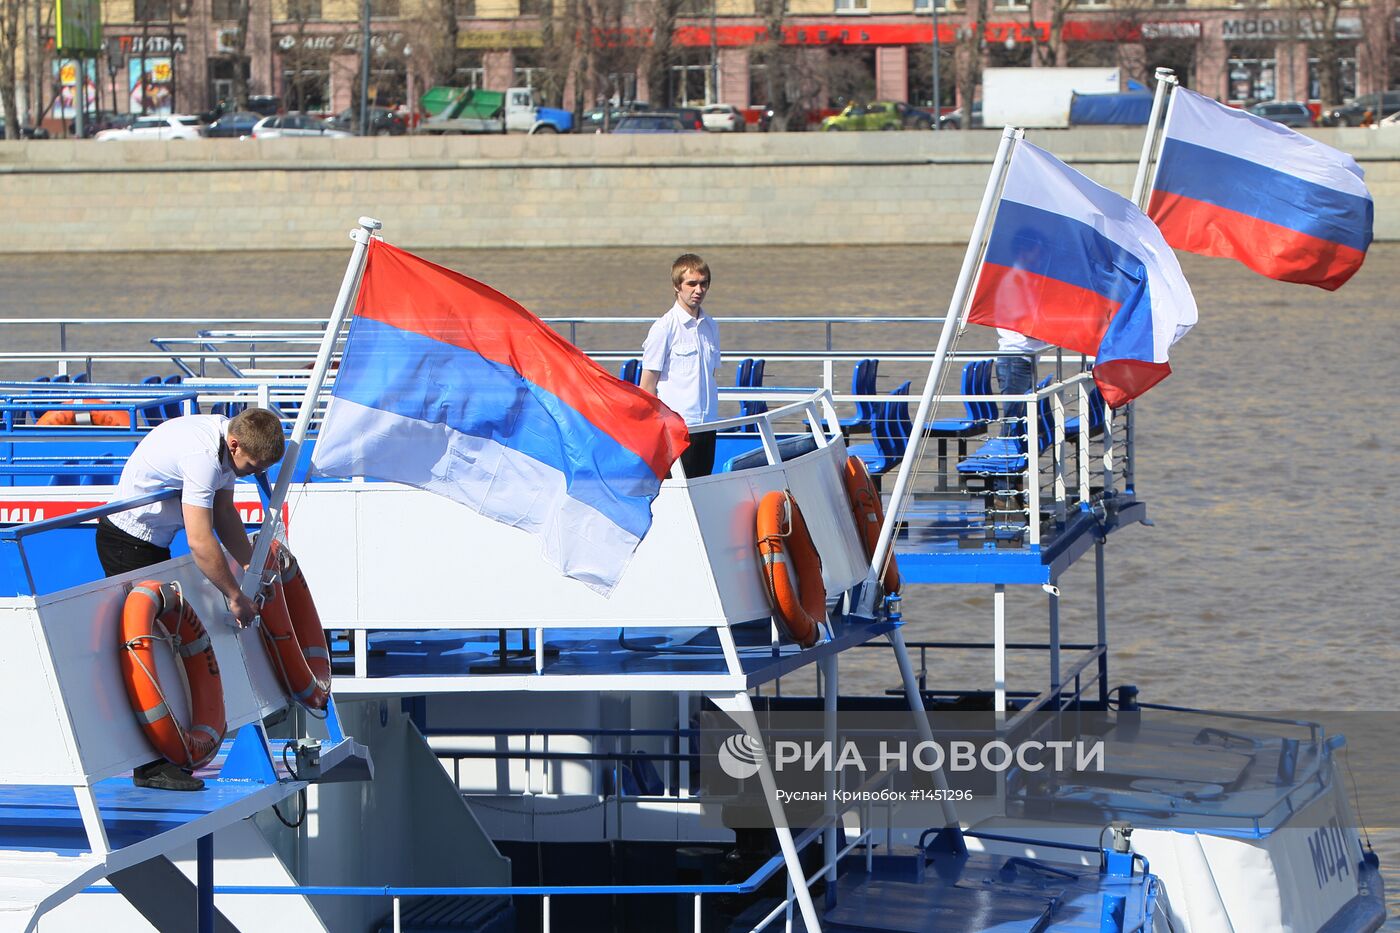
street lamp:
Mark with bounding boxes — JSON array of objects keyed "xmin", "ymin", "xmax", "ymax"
[
  {"xmin": 358, "ymin": 0, "xmax": 371, "ymax": 136},
  {"xmin": 709, "ymin": 0, "xmax": 719, "ymax": 105},
  {"xmin": 930, "ymin": 0, "xmax": 940, "ymax": 130},
  {"xmin": 107, "ymin": 47, "xmax": 125, "ymax": 121}
]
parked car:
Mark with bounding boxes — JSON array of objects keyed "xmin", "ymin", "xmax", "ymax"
[
  {"xmin": 701, "ymin": 103, "xmax": 746, "ymax": 132},
  {"xmin": 758, "ymin": 105, "xmax": 815, "ymax": 132},
  {"xmin": 328, "ymin": 106, "xmax": 409, "ymax": 136},
  {"xmin": 1247, "ymin": 100, "xmax": 1314, "ymax": 128},
  {"xmin": 669, "ymin": 106, "xmax": 705, "ymax": 131},
  {"xmin": 251, "ymin": 113, "xmax": 352, "ymax": 139},
  {"xmin": 937, "ymin": 101, "xmax": 983, "ymax": 129},
  {"xmin": 1321, "ymin": 91, "xmax": 1400, "ymax": 127},
  {"xmin": 204, "ymin": 110, "xmax": 263, "ymax": 138},
  {"xmin": 895, "ymin": 102, "xmax": 935, "ymax": 129},
  {"xmin": 0, "ymin": 118, "xmax": 50, "ymax": 139},
  {"xmin": 821, "ymin": 101, "xmax": 927, "ymax": 131},
  {"xmin": 612, "ymin": 114, "xmax": 689, "ymax": 134},
  {"xmin": 823, "ymin": 102, "xmax": 899, "ymax": 131},
  {"xmin": 94, "ymin": 114, "xmax": 205, "ymax": 141},
  {"xmin": 582, "ymin": 101, "xmax": 651, "ymax": 132}
]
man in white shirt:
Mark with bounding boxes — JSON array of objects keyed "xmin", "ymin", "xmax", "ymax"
[
  {"xmin": 96, "ymin": 407, "xmax": 285, "ymax": 790},
  {"xmin": 640, "ymin": 254, "xmax": 722, "ymax": 476}
]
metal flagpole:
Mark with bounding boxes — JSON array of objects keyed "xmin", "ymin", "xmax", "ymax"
[
  {"xmin": 239, "ymin": 216, "xmax": 382, "ymax": 606},
  {"xmin": 1130, "ymin": 68, "xmax": 1177, "ymax": 211},
  {"xmin": 858, "ymin": 126, "xmax": 1021, "ymax": 829},
  {"xmin": 863, "ymin": 125, "xmax": 1020, "ymax": 601}
]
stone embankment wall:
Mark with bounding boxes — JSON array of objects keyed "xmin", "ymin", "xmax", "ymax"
[{"xmin": 2, "ymin": 128, "xmax": 1396, "ymax": 252}]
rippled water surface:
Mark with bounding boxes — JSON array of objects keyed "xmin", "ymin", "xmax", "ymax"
[{"xmin": 2, "ymin": 243, "xmax": 1397, "ymax": 923}]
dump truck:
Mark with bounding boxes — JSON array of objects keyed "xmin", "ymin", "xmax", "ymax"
[{"xmin": 416, "ymin": 86, "xmax": 573, "ymax": 135}]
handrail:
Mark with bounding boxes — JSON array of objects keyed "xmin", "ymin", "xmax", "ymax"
[{"xmin": 0, "ymin": 490, "xmax": 177, "ymax": 542}]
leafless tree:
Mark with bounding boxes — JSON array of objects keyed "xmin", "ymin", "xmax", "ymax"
[
  {"xmin": 1299, "ymin": 0, "xmax": 1347, "ymax": 114},
  {"xmin": 955, "ymin": 0, "xmax": 986, "ymax": 126},
  {"xmin": 749, "ymin": 0, "xmax": 825, "ymax": 129},
  {"xmin": 0, "ymin": 0, "xmax": 23, "ymax": 136}
]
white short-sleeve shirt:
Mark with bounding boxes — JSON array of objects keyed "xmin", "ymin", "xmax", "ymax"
[
  {"xmin": 642, "ymin": 302, "xmax": 721, "ymax": 426},
  {"xmin": 108, "ymin": 415, "xmax": 239, "ymax": 546},
  {"xmin": 997, "ymin": 328, "xmax": 1049, "ymax": 355}
]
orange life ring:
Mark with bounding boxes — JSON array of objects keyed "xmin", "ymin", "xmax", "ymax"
[
  {"xmin": 842, "ymin": 456, "xmax": 900, "ymax": 595},
  {"xmin": 755, "ymin": 490, "xmax": 824, "ymax": 648},
  {"xmin": 37, "ymin": 400, "xmax": 131, "ymax": 428},
  {"xmin": 119, "ymin": 581, "xmax": 226, "ymax": 769},
  {"xmin": 258, "ymin": 540, "xmax": 331, "ymax": 712}
]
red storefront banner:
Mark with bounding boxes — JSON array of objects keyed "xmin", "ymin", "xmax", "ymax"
[{"xmin": 668, "ymin": 20, "xmax": 1147, "ymax": 47}]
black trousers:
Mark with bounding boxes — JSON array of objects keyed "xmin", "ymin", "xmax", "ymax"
[
  {"xmin": 681, "ymin": 430, "xmax": 716, "ymax": 478},
  {"xmin": 95, "ymin": 516, "xmax": 171, "ymax": 578},
  {"xmin": 96, "ymin": 517, "xmax": 186, "ymax": 778}
]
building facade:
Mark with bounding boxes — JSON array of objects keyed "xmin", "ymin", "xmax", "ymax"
[{"xmin": 45, "ymin": 0, "xmax": 1397, "ymax": 121}]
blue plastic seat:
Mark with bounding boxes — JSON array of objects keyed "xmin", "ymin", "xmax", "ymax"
[
  {"xmin": 721, "ymin": 434, "xmax": 819, "ymax": 472},
  {"xmin": 1063, "ymin": 383, "xmax": 1105, "ymax": 439},
  {"xmin": 618, "ymin": 358, "xmax": 642, "ymax": 385},
  {"xmin": 833, "ymin": 358, "xmax": 879, "ymax": 435},
  {"xmin": 925, "ymin": 359, "xmax": 999, "ymax": 436},
  {"xmin": 739, "ymin": 358, "xmax": 768, "ymax": 431},
  {"xmin": 161, "ymin": 374, "xmax": 187, "ymax": 421},
  {"xmin": 848, "ymin": 380, "xmax": 911, "ymax": 478},
  {"xmin": 957, "ymin": 376, "xmax": 1055, "ymax": 477}
]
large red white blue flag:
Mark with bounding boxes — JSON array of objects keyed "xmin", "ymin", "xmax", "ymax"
[
  {"xmin": 312, "ymin": 240, "xmax": 691, "ymax": 595},
  {"xmin": 1149, "ymin": 87, "xmax": 1373, "ymax": 290},
  {"xmin": 968, "ymin": 141, "xmax": 1198, "ymax": 408}
]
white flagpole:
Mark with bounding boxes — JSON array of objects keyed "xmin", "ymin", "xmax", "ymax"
[
  {"xmin": 239, "ymin": 216, "xmax": 382, "ymax": 605},
  {"xmin": 1130, "ymin": 67, "xmax": 1178, "ymax": 211},
  {"xmin": 862, "ymin": 126, "xmax": 1021, "ymax": 601},
  {"xmin": 853, "ymin": 127, "xmax": 1021, "ymax": 831}
]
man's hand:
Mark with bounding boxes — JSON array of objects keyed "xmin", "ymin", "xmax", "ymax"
[{"xmin": 227, "ymin": 591, "xmax": 259, "ymax": 629}]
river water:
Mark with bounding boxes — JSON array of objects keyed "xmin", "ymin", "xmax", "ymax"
[{"xmin": 2, "ymin": 243, "xmax": 1397, "ymax": 924}]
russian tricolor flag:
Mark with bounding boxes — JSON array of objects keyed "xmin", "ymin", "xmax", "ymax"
[
  {"xmin": 968, "ymin": 141, "xmax": 1198, "ymax": 408},
  {"xmin": 1150, "ymin": 87, "xmax": 1373, "ymax": 290},
  {"xmin": 312, "ymin": 241, "xmax": 691, "ymax": 595}
]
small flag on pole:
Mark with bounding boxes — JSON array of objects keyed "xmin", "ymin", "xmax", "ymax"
[
  {"xmin": 1149, "ymin": 86, "xmax": 1373, "ymax": 290},
  {"xmin": 968, "ymin": 141, "xmax": 1198, "ymax": 408},
  {"xmin": 312, "ymin": 240, "xmax": 691, "ymax": 595}
]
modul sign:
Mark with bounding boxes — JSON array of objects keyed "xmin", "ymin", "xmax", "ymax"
[
  {"xmin": 1221, "ymin": 17, "xmax": 1360, "ymax": 39},
  {"xmin": 277, "ymin": 31, "xmax": 406, "ymax": 53}
]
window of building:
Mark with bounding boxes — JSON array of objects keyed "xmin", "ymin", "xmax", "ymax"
[
  {"xmin": 456, "ymin": 0, "xmax": 475, "ymax": 14},
  {"xmin": 834, "ymin": 0, "xmax": 869, "ymax": 14},
  {"xmin": 1065, "ymin": 41, "xmax": 1120, "ymax": 68},
  {"xmin": 1307, "ymin": 45, "xmax": 1357, "ymax": 101},
  {"xmin": 907, "ymin": 43, "xmax": 954, "ymax": 108},
  {"xmin": 453, "ymin": 50, "xmax": 484, "ymax": 89},
  {"xmin": 135, "ymin": 0, "xmax": 172, "ymax": 21},
  {"xmin": 913, "ymin": 0, "xmax": 949, "ymax": 11},
  {"xmin": 211, "ymin": 0, "xmax": 241, "ymax": 21},
  {"xmin": 993, "ymin": 0, "xmax": 1027, "ymax": 9},
  {"xmin": 1226, "ymin": 43, "xmax": 1275, "ymax": 103},
  {"xmin": 518, "ymin": 0, "xmax": 548, "ymax": 14},
  {"xmin": 669, "ymin": 49, "xmax": 712, "ymax": 106},
  {"xmin": 370, "ymin": 0, "xmax": 400, "ymax": 17},
  {"xmin": 353, "ymin": 66, "xmax": 406, "ymax": 107},
  {"xmin": 287, "ymin": 0, "xmax": 322, "ymax": 19},
  {"xmin": 512, "ymin": 49, "xmax": 561, "ymax": 102},
  {"xmin": 1144, "ymin": 40, "xmax": 1196, "ymax": 89},
  {"xmin": 282, "ymin": 59, "xmax": 331, "ymax": 112}
]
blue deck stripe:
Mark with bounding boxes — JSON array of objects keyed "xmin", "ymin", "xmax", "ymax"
[{"xmin": 1154, "ymin": 139, "xmax": 1373, "ymax": 253}]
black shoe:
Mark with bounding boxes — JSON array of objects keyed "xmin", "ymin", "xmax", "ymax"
[{"xmin": 132, "ymin": 761, "xmax": 205, "ymax": 792}]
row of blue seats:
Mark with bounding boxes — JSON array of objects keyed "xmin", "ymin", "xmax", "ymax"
[
  {"xmin": 618, "ymin": 357, "xmax": 769, "ymax": 431},
  {"xmin": 843, "ymin": 359, "xmax": 1105, "ymax": 484},
  {"xmin": 14, "ymin": 374, "xmax": 245, "ymax": 428}
]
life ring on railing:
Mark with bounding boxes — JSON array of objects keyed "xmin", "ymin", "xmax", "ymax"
[
  {"xmin": 842, "ymin": 456, "xmax": 900, "ymax": 596},
  {"xmin": 755, "ymin": 490, "xmax": 824, "ymax": 648},
  {"xmin": 37, "ymin": 400, "xmax": 131, "ymax": 428},
  {"xmin": 258, "ymin": 540, "xmax": 331, "ymax": 712},
  {"xmin": 119, "ymin": 581, "xmax": 226, "ymax": 768}
]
